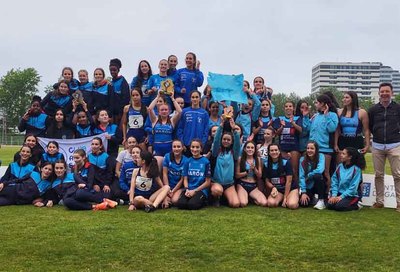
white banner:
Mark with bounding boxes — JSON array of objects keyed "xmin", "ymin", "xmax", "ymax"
[
  {"xmin": 361, "ymin": 174, "xmax": 397, "ymax": 208},
  {"xmin": 38, "ymin": 134, "xmax": 108, "ymax": 169}
]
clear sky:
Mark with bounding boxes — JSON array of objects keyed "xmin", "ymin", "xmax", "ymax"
[{"xmin": 1, "ymin": 0, "xmax": 399, "ymax": 97}]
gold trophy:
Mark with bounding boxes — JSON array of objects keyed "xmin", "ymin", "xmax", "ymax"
[{"xmin": 160, "ymin": 79, "xmax": 174, "ymax": 96}]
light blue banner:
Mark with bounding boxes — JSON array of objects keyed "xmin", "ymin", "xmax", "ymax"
[{"xmin": 207, "ymin": 72, "xmax": 247, "ymax": 104}]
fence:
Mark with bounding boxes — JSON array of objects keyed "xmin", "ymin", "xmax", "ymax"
[{"xmin": 0, "ymin": 134, "xmax": 25, "ymax": 146}]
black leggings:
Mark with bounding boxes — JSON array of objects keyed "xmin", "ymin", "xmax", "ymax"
[
  {"xmin": 0, "ymin": 186, "xmax": 17, "ymax": 206},
  {"xmin": 177, "ymin": 190, "xmax": 206, "ymax": 210},
  {"xmin": 327, "ymin": 196, "xmax": 359, "ymax": 211},
  {"xmin": 300, "ymin": 174, "xmax": 326, "ymax": 207},
  {"xmin": 63, "ymin": 189, "xmax": 104, "ymax": 211}
]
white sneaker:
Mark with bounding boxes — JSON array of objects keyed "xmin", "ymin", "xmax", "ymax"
[
  {"xmin": 314, "ymin": 200, "xmax": 326, "ymax": 210},
  {"xmin": 357, "ymin": 201, "xmax": 363, "ymax": 210}
]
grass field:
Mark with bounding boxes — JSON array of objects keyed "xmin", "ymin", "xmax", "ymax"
[
  {"xmin": 0, "ymin": 145, "xmax": 392, "ymax": 175},
  {"xmin": 0, "ymin": 145, "xmax": 399, "ymax": 271},
  {"xmin": 1, "ymin": 205, "xmax": 400, "ymax": 271}
]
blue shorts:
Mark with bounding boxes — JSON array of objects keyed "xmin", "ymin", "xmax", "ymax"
[
  {"xmin": 238, "ymin": 180, "xmax": 257, "ymax": 194},
  {"xmin": 127, "ymin": 129, "xmax": 146, "ymax": 143},
  {"xmin": 153, "ymin": 142, "xmax": 172, "ymax": 157}
]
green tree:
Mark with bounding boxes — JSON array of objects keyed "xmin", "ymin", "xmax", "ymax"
[
  {"xmin": 271, "ymin": 93, "xmax": 288, "ymax": 117},
  {"xmin": 44, "ymin": 84, "xmax": 54, "ymax": 94},
  {"xmin": 320, "ymin": 87, "xmax": 343, "ymax": 108},
  {"xmin": 395, "ymin": 93, "xmax": 400, "ymax": 103},
  {"xmin": 0, "ymin": 68, "xmax": 40, "ymax": 130},
  {"xmin": 359, "ymin": 98, "xmax": 374, "ymax": 110}
]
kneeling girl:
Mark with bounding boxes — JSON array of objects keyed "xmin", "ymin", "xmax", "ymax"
[{"xmin": 263, "ymin": 144, "xmax": 299, "ymax": 209}]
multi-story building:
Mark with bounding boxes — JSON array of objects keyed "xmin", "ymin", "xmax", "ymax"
[{"xmin": 311, "ymin": 62, "xmax": 400, "ymax": 101}]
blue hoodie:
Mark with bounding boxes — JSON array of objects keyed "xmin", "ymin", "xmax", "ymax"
[
  {"xmin": 235, "ymin": 93, "xmax": 261, "ymax": 141},
  {"xmin": 211, "ymin": 126, "xmax": 240, "ymax": 185},
  {"xmin": 177, "ymin": 107, "xmax": 209, "ymax": 146},
  {"xmin": 330, "ymin": 164, "xmax": 362, "ymax": 198},
  {"xmin": 119, "ymin": 161, "xmax": 138, "ymax": 192},
  {"xmin": 309, "ymin": 112, "xmax": 338, "ymax": 153},
  {"xmin": 174, "ymin": 68, "xmax": 204, "ymax": 103},
  {"xmin": 299, "ymin": 153, "xmax": 325, "ymax": 192}
]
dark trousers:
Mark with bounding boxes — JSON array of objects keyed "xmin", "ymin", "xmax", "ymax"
[
  {"xmin": 327, "ymin": 196, "xmax": 359, "ymax": 211},
  {"xmin": 64, "ymin": 188, "xmax": 103, "ymax": 210},
  {"xmin": 111, "ymin": 182, "xmax": 129, "ymax": 202},
  {"xmin": 300, "ymin": 174, "xmax": 326, "ymax": 207},
  {"xmin": 0, "ymin": 186, "xmax": 17, "ymax": 206},
  {"xmin": 177, "ymin": 190, "xmax": 206, "ymax": 210}
]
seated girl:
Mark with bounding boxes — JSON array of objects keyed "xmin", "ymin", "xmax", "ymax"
[
  {"xmin": 128, "ymin": 150, "xmax": 170, "ymax": 212},
  {"xmin": 327, "ymin": 147, "xmax": 365, "ymax": 211},
  {"xmin": 176, "ymin": 139, "xmax": 211, "ymax": 210},
  {"xmin": 299, "ymin": 141, "xmax": 326, "ymax": 209}
]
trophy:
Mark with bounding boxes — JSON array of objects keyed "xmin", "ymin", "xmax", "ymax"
[
  {"xmin": 160, "ymin": 79, "xmax": 174, "ymax": 96},
  {"xmin": 72, "ymin": 90, "xmax": 84, "ymax": 104}
]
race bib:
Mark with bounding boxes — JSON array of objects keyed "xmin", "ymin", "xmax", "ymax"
[
  {"xmin": 135, "ymin": 176, "xmax": 153, "ymax": 191},
  {"xmin": 271, "ymin": 177, "xmax": 281, "ymax": 185},
  {"xmin": 129, "ymin": 115, "xmax": 143, "ymax": 129}
]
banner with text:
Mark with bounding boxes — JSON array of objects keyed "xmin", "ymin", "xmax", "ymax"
[{"xmin": 38, "ymin": 134, "xmax": 108, "ymax": 169}]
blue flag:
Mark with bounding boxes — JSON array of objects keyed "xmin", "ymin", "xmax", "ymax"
[{"xmin": 207, "ymin": 72, "xmax": 247, "ymax": 104}]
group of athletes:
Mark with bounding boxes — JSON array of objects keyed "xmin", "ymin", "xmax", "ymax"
[{"xmin": 1, "ymin": 52, "xmax": 399, "ymax": 213}]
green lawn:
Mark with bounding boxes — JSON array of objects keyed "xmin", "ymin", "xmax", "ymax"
[
  {"xmin": 0, "ymin": 206, "xmax": 399, "ymax": 271},
  {"xmin": 0, "ymin": 146, "xmax": 392, "ymax": 175},
  {"xmin": 1, "ymin": 146, "xmax": 399, "ymax": 271}
]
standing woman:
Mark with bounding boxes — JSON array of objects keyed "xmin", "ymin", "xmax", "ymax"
[
  {"xmin": 121, "ymin": 88, "xmax": 148, "ymax": 151},
  {"xmin": 1, "ymin": 145, "xmax": 37, "ymax": 183},
  {"xmin": 109, "ymin": 58, "xmax": 130, "ymax": 125},
  {"xmin": 92, "ymin": 68, "xmax": 113, "ymax": 116},
  {"xmin": 13, "ymin": 135, "xmax": 44, "ymax": 166},
  {"xmin": 162, "ymin": 140, "xmax": 189, "ymax": 208},
  {"xmin": 174, "ymin": 52, "xmax": 204, "ymax": 107},
  {"xmin": 177, "ymin": 139, "xmax": 211, "ymax": 210},
  {"xmin": 41, "ymin": 80, "xmax": 73, "ymax": 117},
  {"xmin": 295, "ymin": 100, "xmax": 311, "ymax": 153},
  {"xmin": 54, "ymin": 67, "xmax": 79, "ymax": 93},
  {"xmin": 328, "ymin": 147, "xmax": 365, "ymax": 211},
  {"xmin": 210, "ymin": 118, "xmax": 241, "ymax": 208},
  {"xmin": 208, "ymin": 101, "xmax": 222, "ymax": 129},
  {"xmin": 148, "ymin": 92, "xmax": 182, "ymax": 170},
  {"xmin": 334, "ymin": 91, "xmax": 370, "ymax": 158},
  {"xmin": 18, "ymin": 96, "xmax": 49, "ymax": 137},
  {"xmin": 167, "ymin": 54, "xmax": 178, "ymax": 80},
  {"xmin": 177, "ymin": 90, "xmax": 210, "ymax": 156},
  {"xmin": 252, "ymin": 98, "xmax": 278, "ymax": 145},
  {"xmin": 148, "ymin": 59, "xmax": 173, "ymax": 108},
  {"xmin": 253, "ymin": 76, "xmax": 273, "ymax": 100},
  {"xmin": 276, "ymin": 101, "xmax": 303, "ymax": 185},
  {"xmin": 92, "ymin": 109, "xmax": 121, "ymax": 158},
  {"xmin": 299, "ymin": 141, "xmax": 326, "ymax": 209},
  {"xmin": 128, "ymin": 150, "xmax": 170, "ymax": 212},
  {"xmin": 309, "ymin": 94, "xmax": 339, "ymax": 192},
  {"xmin": 264, "ymin": 144, "xmax": 299, "ymax": 209},
  {"xmin": 0, "ymin": 162, "xmax": 53, "ymax": 206},
  {"xmin": 130, "ymin": 60, "xmax": 153, "ymax": 107},
  {"xmin": 45, "ymin": 109, "xmax": 75, "ymax": 139},
  {"xmin": 88, "ymin": 137, "xmax": 115, "ymax": 200},
  {"xmin": 78, "ymin": 69, "xmax": 94, "ymax": 114},
  {"xmin": 235, "ymin": 141, "xmax": 267, "ymax": 207}
]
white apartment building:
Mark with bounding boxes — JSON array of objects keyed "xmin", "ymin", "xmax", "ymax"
[{"xmin": 311, "ymin": 62, "xmax": 400, "ymax": 102}]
